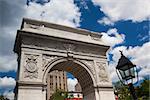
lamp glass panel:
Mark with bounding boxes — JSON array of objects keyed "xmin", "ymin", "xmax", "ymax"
[
  {"xmin": 130, "ymin": 67, "xmax": 135, "ymax": 77},
  {"xmin": 124, "ymin": 69, "xmax": 130, "ymax": 77},
  {"xmin": 119, "ymin": 70, "xmax": 126, "ymax": 79}
]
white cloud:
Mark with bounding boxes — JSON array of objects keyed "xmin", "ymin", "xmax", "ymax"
[
  {"xmin": 0, "ymin": 77, "xmax": 16, "ymax": 91},
  {"xmin": 76, "ymin": 0, "xmax": 89, "ymax": 10},
  {"xmin": 108, "ymin": 42, "xmax": 150, "ymax": 82},
  {"xmin": 3, "ymin": 91, "xmax": 15, "ymax": 100},
  {"xmin": 0, "ymin": 0, "xmax": 81, "ymax": 73},
  {"xmin": 101, "ymin": 28, "xmax": 125, "ymax": 46},
  {"xmin": 92, "ymin": 0, "xmax": 150, "ymax": 25},
  {"xmin": 0, "ymin": 54, "xmax": 17, "ymax": 72},
  {"xmin": 0, "ymin": 77, "xmax": 15, "ymax": 99},
  {"xmin": 67, "ymin": 78, "xmax": 78, "ymax": 91},
  {"xmin": 25, "ymin": 0, "xmax": 81, "ymax": 27},
  {"xmin": 98, "ymin": 17, "xmax": 114, "ymax": 26}
]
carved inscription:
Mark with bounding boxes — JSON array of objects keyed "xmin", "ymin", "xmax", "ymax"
[
  {"xmin": 24, "ymin": 54, "xmax": 39, "ymax": 79},
  {"xmin": 96, "ymin": 62, "xmax": 109, "ymax": 82}
]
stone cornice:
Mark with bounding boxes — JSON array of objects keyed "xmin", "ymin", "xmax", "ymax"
[
  {"xmin": 21, "ymin": 18, "xmax": 102, "ymax": 37},
  {"xmin": 17, "ymin": 81, "xmax": 46, "ymax": 87}
]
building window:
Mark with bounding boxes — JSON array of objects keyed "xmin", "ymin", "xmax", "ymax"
[
  {"xmin": 64, "ymin": 84, "xmax": 66, "ymax": 89},
  {"xmin": 50, "ymin": 75, "xmax": 52, "ymax": 78},
  {"xmin": 59, "ymin": 76, "xmax": 61, "ymax": 82},
  {"xmin": 56, "ymin": 83, "xmax": 57, "ymax": 89}
]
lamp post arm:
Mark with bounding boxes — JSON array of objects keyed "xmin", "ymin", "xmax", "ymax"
[{"xmin": 119, "ymin": 50, "xmax": 123, "ymax": 56}]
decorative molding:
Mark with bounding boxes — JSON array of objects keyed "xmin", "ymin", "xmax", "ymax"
[
  {"xmin": 63, "ymin": 43, "xmax": 76, "ymax": 52},
  {"xmin": 63, "ymin": 43, "xmax": 76, "ymax": 58},
  {"xmin": 22, "ymin": 36, "xmax": 106, "ymax": 57},
  {"xmin": 96, "ymin": 62, "xmax": 109, "ymax": 82},
  {"xmin": 29, "ymin": 24, "xmax": 41, "ymax": 29},
  {"xmin": 24, "ymin": 54, "xmax": 39, "ymax": 79},
  {"xmin": 17, "ymin": 81, "xmax": 45, "ymax": 87},
  {"xmin": 90, "ymin": 34, "xmax": 101, "ymax": 41},
  {"xmin": 42, "ymin": 55, "xmax": 58, "ymax": 71},
  {"xmin": 25, "ymin": 23, "xmax": 44, "ymax": 30},
  {"xmin": 80, "ymin": 60, "xmax": 96, "ymax": 79}
]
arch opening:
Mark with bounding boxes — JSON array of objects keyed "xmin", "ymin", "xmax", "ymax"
[{"xmin": 44, "ymin": 58, "xmax": 96, "ymax": 100}]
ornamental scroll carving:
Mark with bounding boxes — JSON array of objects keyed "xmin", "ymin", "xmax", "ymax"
[
  {"xmin": 24, "ymin": 54, "xmax": 39, "ymax": 79},
  {"xmin": 90, "ymin": 34, "xmax": 101, "ymax": 41},
  {"xmin": 42, "ymin": 55, "xmax": 58, "ymax": 71},
  {"xmin": 96, "ymin": 62, "xmax": 109, "ymax": 82},
  {"xmin": 63, "ymin": 43, "xmax": 76, "ymax": 52},
  {"xmin": 80, "ymin": 60, "xmax": 96, "ymax": 79},
  {"xmin": 63, "ymin": 43, "xmax": 76, "ymax": 58}
]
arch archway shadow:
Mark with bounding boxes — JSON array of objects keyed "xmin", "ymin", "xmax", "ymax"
[{"xmin": 43, "ymin": 58, "xmax": 96, "ymax": 100}]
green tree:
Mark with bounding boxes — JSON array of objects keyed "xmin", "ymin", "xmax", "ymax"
[
  {"xmin": 136, "ymin": 79, "xmax": 150, "ymax": 100},
  {"xmin": 114, "ymin": 81, "xmax": 132, "ymax": 100},
  {"xmin": 0, "ymin": 95, "xmax": 9, "ymax": 100},
  {"xmin": 50, "ymin": 89, "xmax": 68, "ymax": 100},
  {"xmin": 114, "ymin": 79, "xmax": 150, "ymax": 100},
  {"xmin": 0, "ymin": 95, "xmax": 5, "ymax": 100}
]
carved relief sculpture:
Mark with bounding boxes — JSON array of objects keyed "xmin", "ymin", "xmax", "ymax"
[
  {"xmin": 63, "ymin": 43, "xmax": 76, "ymax": 52},
  {"xmin": 63, "ymin": 43, "xmax": 76, "ymax": 58},
  {"xmin": 96, "ymin": 62, "xmax": 109, "ymax": 82},
  {"xmin": 81, "ymin": 60, "xmax": 96, "ymax": 79},
  {"xmin": 24, "ymin": 54, "xmax": 39, "ymax": 79},
  {"xmin": 42, "ymin": 55, "xmax": 58, "ymax": 71}
]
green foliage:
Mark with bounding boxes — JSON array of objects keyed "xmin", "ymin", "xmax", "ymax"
[
  {"xmin": 50, "ymin": 89, "xmax": 68, "ymax": 100},
  {"xmin": 114, "ymin": 79, "xmax": 150, "ymax": 100},
  {"xmin": 136, "ymin": 80, "xmax": 150, "ymax": 100},
  {"xmin": 0, "ymin": 95, "xmax": 5, "ymax": 100},
  {"xmin": 0, "ymin": 95, "xmax": 9, "ymax": 100},
  {"xmin": 114, "ymin": 81, "xmax": 132, "ymax": 100},
  {"xmin": 67, "ymin": 93, "xmax": 74, "ymax": 98}
]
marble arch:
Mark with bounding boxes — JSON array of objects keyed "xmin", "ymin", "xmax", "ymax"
[
  {"xmin": 43, "ymin": 58, "xmax": 96, "ymax": 100},
  {"xmin": 43, "ymin": 57, "xmax": 97, "ymax": 86},
  {"xmin": 14, "ymin": 18, "xmax": 115, "ymax": 100}
]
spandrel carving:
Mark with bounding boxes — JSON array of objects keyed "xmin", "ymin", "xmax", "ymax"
[
  {"xmin": 80, "ymin": 60, "xmax": 96, "ymax": 79},
  {"xmin": 96, "ymin": 62, "xmax": 109, "ymax": 82},
  {"xmin": 42, "ymin": 55, "xmax": 58, "ymax": 71}
]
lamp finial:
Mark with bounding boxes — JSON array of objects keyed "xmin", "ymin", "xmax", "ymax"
[{"xmin": 119, "ymin": 50, "xmax": 123, "ymax": 56}]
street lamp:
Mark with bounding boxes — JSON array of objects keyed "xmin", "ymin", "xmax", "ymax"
[{"xmin": 116, "ymin": 51, "xmax": 138, "ymax": 100}]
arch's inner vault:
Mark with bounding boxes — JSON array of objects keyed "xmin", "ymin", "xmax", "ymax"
[
  {"xmin": 49, "ymin": 60, "xmax": 95, "ymax": 98},
  {"xmin": 14, "ymin": 18, "xmax": 115, "ymax": 100}
]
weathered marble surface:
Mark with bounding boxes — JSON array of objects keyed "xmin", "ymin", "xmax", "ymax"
[{"xmin": 14, "ymin": 18, "xmax": 115, "ymax": 100}]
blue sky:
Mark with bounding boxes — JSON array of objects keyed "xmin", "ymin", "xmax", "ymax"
[{"xmin": 0, "ymin": 0, "xmax": 150, "ymax": 99}]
